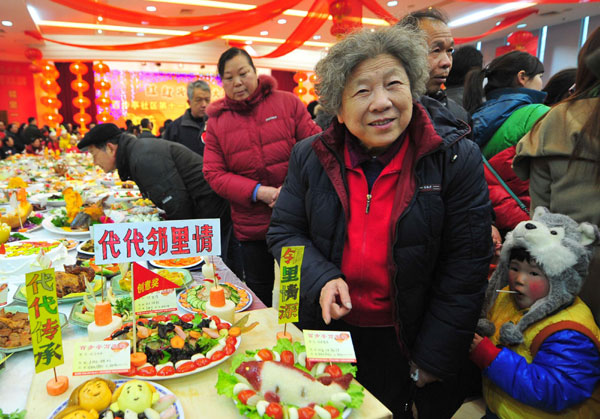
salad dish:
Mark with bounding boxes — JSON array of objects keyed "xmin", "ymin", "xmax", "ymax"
[
  {"xmin": 217, "ymin": 339, "xmax": 364, "ymax": 419},
  {"xmin": 107, "ymin": 313, "xmax": 241, "ymax": 380},
  {"xmin": 42, "ymin": 217, "xmax": 91, "ymax": 237},
  {"xmin": 80, "ymin": 257, "xmax": 121, "ymax": 278},
  {"xmin": 148, "ymin": 257, "xmax": 203, "ymax": 270},
  {"xmin": 0, "ymin": 306, "xmax": 68, "ymax": 353},
  {"xmin": 179, "ymin": 281, "xmax": 252, "ymax": 313},
  {"xmin": 76, "ymin": 239, "xmax": 94, "ymax": 256}
]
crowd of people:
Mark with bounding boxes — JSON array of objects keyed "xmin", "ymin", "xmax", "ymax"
[{"xmin": 3, "ymin": 8, "xmax": 600, "ymax": 418}]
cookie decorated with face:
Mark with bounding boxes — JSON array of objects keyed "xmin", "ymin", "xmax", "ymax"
[{"xmin": 111, "ymin": 380, "xmax": 159, "ymax": 414}]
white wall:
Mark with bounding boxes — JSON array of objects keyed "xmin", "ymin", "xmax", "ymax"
[{"xmin": 542, "ymin": 20, "xmax": 582, "ymax": 81}]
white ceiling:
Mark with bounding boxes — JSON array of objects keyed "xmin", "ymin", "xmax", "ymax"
[{"xmin": 0, "ymin": 0, "xmax": 598, "ymax": 71}]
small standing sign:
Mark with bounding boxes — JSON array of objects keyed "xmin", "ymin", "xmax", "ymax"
[
  {"xmin": 72, "ymin": 341, "xmax": 131, "ymax": 376},
  {"xmin": 303, "ymin": 330, "xmax": 357, "ymax": 364},
  {"xmin": 278, "ymin": 246, "xmax": 304, "ymax": 324},
  {"xmin": 132, "ymin": 262, "xmax": 179, "ymax": 314}
]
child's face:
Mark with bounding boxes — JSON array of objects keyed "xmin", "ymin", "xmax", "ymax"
[{"xmin": 508, "ymin": 259, "xmax": 550, "ymax": 309}]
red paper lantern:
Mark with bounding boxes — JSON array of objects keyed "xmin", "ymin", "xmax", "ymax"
[
  {"xmin": 93, "ymin": 62, "xmax": 110, "ymax": 74},
  {"xmin": 40, "ymin": 62, "xmax": 58, "ymax": 79},
  {"xmin": 29, "ymin": 64, "xmax": 42, "ymax": 74},
  {"xmin": 40, "ymin": 97, "xmax": 62, "ymax": 109},
  {"xmin": 74, "ymin": 112, "xmax": 92, "ymax": 125},
  {"xmin": 94, "ymin": 80, "xmax": 111, "ymax": 91},
  {"xmin": 309, "ymin": 74, "xmax": 318, "ymax": 84},
  {"xmin": 24, "ymin": 48, "xmax": 43, "ymax": 61},
  {"xmin": 97, "ymin": 112, "xmax": 114, "ymax": 123},
  {"xmin": 293, "ymin": 86, "xmax": 307, "ymax": 96},
  {"xmin": 43, "ymin": 112, "xmax": 64, "ymax": 125},
  {"xmin": 95, "ymin": 96, "xmax": 112, "ymax": 107},
  {"xmin": 309, "ymin": 87, "xmax": 316, "ymax": 96},
  {"xmin": 293, "ymin": 72, "xmax": 308, "ymax": 83},
  {"xmin": 72, "ymin": 96, "xmax": 91, "ymax": 108},
  {"xmin": 40, "ymin": 79, "xmax": 61, "ymax": 94},
  {"xmin": 71, "ymin": 79, "xmax": 90, "ymax": 92},
  {"xmin": 69, "ymin": 61, "xmax": 89, "ymax": 76}
]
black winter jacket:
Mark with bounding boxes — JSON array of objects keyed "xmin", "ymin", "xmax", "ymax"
[
  {"xmin": 267, "ymin": 97, "xmax": 492, "ymax": 380},
  {"xmin": 163, "ymin": 109, "xmax": 207, "ymax": 156}
]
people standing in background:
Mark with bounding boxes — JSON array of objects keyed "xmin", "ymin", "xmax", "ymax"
[
  {"xmin": 138, "ymin": 118, "xmax": 156, "ymax": 138},
  {"xmin": 513, "ymin": 27, "xmax": 600, "ymax": 324},
  {"xmin": 0, "ymin": 135, "xmax": 17, "ymax": 159},
  {"xmin": 163, "ymin": 80, "xmax": 211, "ymax": 156},
  {"xmin": 203, "ymin": 47, "xmax": 320, "ymax": 305},
  {"xmin": 22, "ymin": 117, "xmax": 39, "ymax": 146},
  {"xmin": 542, "ymin": 68, "xmax": 576, "ymax": 106},
  {"xmin": 159, "ymin": 119, "xmax": 172, "ymax": 138},
  {"xmin": 445, "ymin": 45, "xmax": 483, "ymax": 109}
]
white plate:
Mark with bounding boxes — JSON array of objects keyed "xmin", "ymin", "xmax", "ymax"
[
  {"xmin": 47, "ymin": 379, "xmax": 185, "ymax": 419},
  {"xmin": 76, "ymin": 239, "xmax": 95, "ymax": 256},
  {"xmin": 41, "ymin": 217, "xmax": 90, "ymax": 237},
  {"xmin": 148, "ymin": 257, "xmax": 203, "ymax": 270},
  {"xmin": 30, "ymin": 193, "xmax": 66, "ymax": 207}
]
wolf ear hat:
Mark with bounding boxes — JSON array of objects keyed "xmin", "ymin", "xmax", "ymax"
[{"xmin": 477, "ymin": 207, "xmax": 600, "ymax": 345}]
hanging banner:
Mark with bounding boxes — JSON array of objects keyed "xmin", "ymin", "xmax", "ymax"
[
  {"xmin": 25, "ymin": 269, "xmax": 64, "ymax": 374},
  {"xmin": 278, "ymin": 246, "xmax": 304, "ymax": 324},
  {"xmin": 93, "ymin": 219, "xmax": 221, "ymax": 264}
]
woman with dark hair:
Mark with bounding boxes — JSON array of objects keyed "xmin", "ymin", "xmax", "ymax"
[
  {"xmin": 464, "ymin": 51, "xmax": 549, "ymax": 233},
  {"xmin": 542, "ymin": 68, "xmax": 576, "ymax": 106},
  {"xmin": 445, "ymin": 45, "xmax": 483, "ymax": 107},
  {"xmin": 203, "ymin": 47, "xmax": 320, "ymax": 306},
  {"xmin": 514, "ymin": 27, "xmax": 600, "ymax": 323}
]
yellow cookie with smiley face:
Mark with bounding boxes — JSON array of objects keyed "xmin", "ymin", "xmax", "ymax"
[{"xmin": 68, "ymin": 378, "xmax": 116, "ymax": 412}]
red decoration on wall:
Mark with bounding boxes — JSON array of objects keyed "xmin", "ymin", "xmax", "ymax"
[
  {"xmin": 38, "ymin": 61, "xmax": 63, "ymax": 128},
  {"xmin": 495, "ymin": 30, "xmax": 539, "ymax": 57},
  {"xmin": 94, "ymin": 61, "xmax": 114, "ymax": 124},
  {"xmin": 24, "ymin": 48, "xmax": 43, "ymax": 61},
  {"xmin": 330, "ymin": 0, "xmax": 362, "ymax": 38},
  {"xmin": 70, "ymin": 61, "xmax": 91, "ymax": 133}
]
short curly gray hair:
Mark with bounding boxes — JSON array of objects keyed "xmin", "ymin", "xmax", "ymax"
[{"xmin": 315, "ymin": 26, "xmax": 429, "ymax": 115}]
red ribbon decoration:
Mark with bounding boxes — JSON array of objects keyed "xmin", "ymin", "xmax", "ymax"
[
  {"xmin": 458, "ymin": 0, "xmax": 596, "ymax": 3},
  {"xmin": 357, "ymin": 0, "xmax": 398, "ymax": 25},
  {"xmin": 454, "ymin": 9, "xmax": 538, "ymax": 44},
  {"xmin": 49, "ymin": 0, "xmax": 302, "ymax": 27},
  {"xmin": 256, "ymin": 0, "xmax": 330, "ymax": 58}
]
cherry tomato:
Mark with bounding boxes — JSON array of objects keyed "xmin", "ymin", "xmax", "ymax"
[
  {"xmin": 237, "ymin": 389, "xmax": 256, "ymax": 405},
  {"xmin": 226, "ymin": 336, "xmax": 237, "ymax": 347},
  {"xmin": 210, "ymin": 315, "xmax": 221, "ymax": 325},
  {"xmin": 265, "ymin": 402, "xmax": 283, "ymax": 419},
  {"xmin": 305, "ymin": 359, "xmax": 318, "ymax": 371},
  {"xmin": 323, "ymin": 406, "xmax": 340, "ymax": 418},
  {"xmin": 325, "ymin": 364, "xmax": 343, "ymax": 378},
  {"xmin": 157, "ymin": 366, "xmax": 176, "ymax": 376},
  {"xmin": 194, "ymin": 358, "xmax": 211, "ymax": 368},
  {"xmin": 176, "ymin": 361, "xmax": 197, "ymax": 373},
  {"xmin": 120, "ymin": 366, "xmax": 137, "ymax": 377},
  {"xmin": 152, "ymin": 315, "xmax": 167, "ymax": 323},
  {"xmin": 180, "ymin": 313, "xmax": 195, "ymax": 323},
  {"xmin": 257, "ymin": 349, "xmax": 273, "ymax": 361},
  {"xmin": 298, "ymin": 407, "xmax": 316, "ymax": 419},
  {"xmin": 136, "ymin": 365, "xmax": 157, "ymax": 377},
  {"xmin": 280, "ymin": 350, "xmax": 294, "ymax": 366},
  {"xmin": 217, "ymin": 322, "xmax": 231, "ymax": 330},
  {"xmin": 168, "ymin": 313, "xmax": 180, "ymax": 322},
  {"xmin": 210, "ymin": 350, "xmax": 226, "ymax": 361},
  {"xmin": 224, "ymin": 344, "xmax": 236, "ymax": 356}
]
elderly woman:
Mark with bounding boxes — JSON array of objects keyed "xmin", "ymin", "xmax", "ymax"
[{"xmin": 267, "ymin": 27, "xmax": 492, "ymax": 418}]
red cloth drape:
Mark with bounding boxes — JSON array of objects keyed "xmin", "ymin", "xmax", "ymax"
[{"xmin": 56, "ymin": 62, "xmax": 97, "ymax": 127}]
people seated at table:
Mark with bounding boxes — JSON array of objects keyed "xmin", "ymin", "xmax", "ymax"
[{"xmin": 267, "ymin": 26, "xmax": 492, "ymax": 418}]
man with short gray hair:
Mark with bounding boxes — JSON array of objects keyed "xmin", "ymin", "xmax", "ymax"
[{"xmin": 163, "ymin": 79, "xmax": 211, "ymax": 155}]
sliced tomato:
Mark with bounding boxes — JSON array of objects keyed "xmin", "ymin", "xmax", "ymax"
[
  {"xmin": 180, "ymin": 313, "xmax": 195, "ymax": 323},
  {"xmin": 226, "ymin": 336, "xmax": 237, "ymax": 347},
  {"xmin": 152, "ymin": 315, "xmax": 168, "ymax": 323},
  {"xmin": 217, "ymin": 322, "xmax": 231, "ymax": 330},
  {"xmin": 224, "ymin": 344, "xmax": 236, "ymax": 356},
  {"xmin": 280, "ymin": 350, "xmax": 294, "ymax": 366},
  {"xmin": 325, "ymin": 364, "xmax": 343, "ymax": 378},
  {"xmin": 136, "ymin": 365, "xmax": 157, "ymax": 377},
  {"xmin": 323, "ymin": 406, "xmax": 340, "ymax": 418},
  {"xmin": 257, "ymin": 349, "xmax": 273, "ymax": 361},
  {"xmin": 298, "ymin": 407, "xmax": 316, "ymax": 419},
  {"xmin": 157, "ymin": 366, "xmax": 176, "ymax": 376},
  {"xmin": 194, "ymin": 358, "xmax": 211, "ymax": 368},
  {"xmin": 210, "ymin": 350, "xmax": 226, "ymax": 362},
  {"xmin": 237, "ymin": 389, "xmax": 256, "ymax": 405},
  {"xmin": 175, "ymin": 361, "xmax": 196, "ymax": 373},
  {"xmin": 168, "ymin": 313, "xmax": 180, "ymax": 322},
  {"xmin": 265, "ymin": 402, "xmax": 283, "ymax": 419},
  {"xmin": 210, "ymin": 315, "xmax": 221, "ymax": 325},
  {"xmin": 120, "ymin": 366, "xmax": 137, "ymax": 377}
]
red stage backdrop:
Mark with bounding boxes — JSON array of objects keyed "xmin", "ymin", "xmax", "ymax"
[{"xmin": 0, "ymin": 61, "xmax": 37, "ymax": 124}]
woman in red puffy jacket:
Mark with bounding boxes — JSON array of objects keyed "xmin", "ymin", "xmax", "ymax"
[{"xmin": 203, "ymin": 48, "xmax": 321, "ymax": 306}]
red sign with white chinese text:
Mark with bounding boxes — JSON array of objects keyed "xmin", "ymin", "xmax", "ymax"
[{"xmin": 132, "ymin": 262, "xmax": 179, "ymax": 299}]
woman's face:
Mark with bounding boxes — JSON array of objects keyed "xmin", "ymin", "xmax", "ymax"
[
  {"xmin": 337, "ymin": 54, "xmax": 413, "ymax": 155},
  {"xmin": 222, "ymin": 54, "xmax": 258, "ymax": 101},
  {"xmin": 522, "ymin": 72, "xmax": 544, "ymax": 91}
]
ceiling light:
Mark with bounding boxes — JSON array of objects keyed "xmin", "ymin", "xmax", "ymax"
[
  {"xmin": 387, "ymin": 1, "xmax": 398, "ymax": 6},
  {"xmin": 244, "ymin": 45, "xmax": 258, "ymax": 56},
  {"xmin": 370, "ymin": 28, "xmax": 375, "ymax": 32},
  {"xmin": 495, "ymin": 21, "xmax": 501, "ymax": 26},
  {"xmin": 178, "ymin": 63, "xmax": 184, "ymax": 68},
  {"xmin": 2, "ymin": 20, "xmax": 13, "ymax": 27},
  {"xmin": 137, "ymin": 32, "xmax": 145, "ymax": 36},
  {"xmin": 245, "ymin": 40, "xmax": 252, "ymax": 44},
  {"xmin": 277, "ymin": 18, "xmax": 287, "ymax": 24},
  {"xmin": 141, "ymin": 21, "xmax": 149, "ymax": 25},
  {"xmin": 27, "ymin": 5, "xmax": 41, "ymax": 23},
  {"xmin": 146, "ymin": 6, "xmax": 157, "ymax": 12},
  {"xmin": 448, "ymin": 2, "xmax": 536, "ymax": 28},
  {"xmin": 260, "ymin": 30, "xmax": 268, "ymax": 36},
  {"xmin": 313, "ymin": 35, "xmax": 321, "ymax": 40},
  {"xmin": 97, "ymin": 16, "xmax": 103, "ymax": 22},
  {"xmin": 38, "ymin": 20, "xmax": 188, "ymax": 36},
  {"xmin": 222, "ymin": 34, "xmax": 330, "ymax": 48},
  {"xmin": 517, "ymin": 23, "xmax": 527, "ymax": 28},
  {"xmin": 203, "ymin": 25, "xmax": 210, "ymax": 30},
  {"xmin": 97, "ymin": 29, "xmax": 102, "ymax": 34}
]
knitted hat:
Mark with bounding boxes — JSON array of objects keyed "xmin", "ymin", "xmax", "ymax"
[
  {"xmin": 77, "ymin": 123, "xmax": 121, "ymax": 150},
  {"xmin": 477, "ymin": 207, "xmax": 600, "ymax": 345}
]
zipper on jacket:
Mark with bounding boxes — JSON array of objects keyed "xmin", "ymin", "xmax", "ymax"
[{"xmin": 365, "ymin": 194, "xmax": 372, "ymax": 214}]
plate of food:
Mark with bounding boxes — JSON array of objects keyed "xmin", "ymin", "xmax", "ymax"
[
  {"xmin": 79, "ymin": 257, "xmax": 121, "ymax": 277},
  {"xmin": 57, "ymin": 238, "xmax": 79, "ymax": 251},
  {"xmin": 42, "ymin": 216, "xmax": 90, "ymax": 237},
  {"xmin": 76, "ymin": 239, "xmax": 94, "ymax": 256},
  {"xmin": 179, "ymin": 281, "xmax": 252, "ymax": 314},
  {"xmin": 0, "ymin": 306, "xmax": 68, "ymax": 353},
  {"xmin": 216, "ymin": 339, "xmax": 364, "ymax": 419},
  {"xmin": 112, "ymin": 268, "xmax": 193, "ymax": 294},
  {"xmin": 148, "ymin": 257, "xmax": 203, "ymax": 270},
  {"xmin": 0, "ymin": 239, "xmax": 62, "ymax": 258},
  {"xmin": 48, "ymin": 378, "xmax": 184, "ymax": 419},
  {"xmin": 14, "ymin": 213, "xmax": 45, "ymax": 233},
  {"xmin": 108, "ymin": 313, "xmax": 241, "ymax": 380},
  {"xmin": 111, "ymin": 189, "xmax": 142, "ymax": 202},
  {"xmin": 69, "ymin": 293, "xmax": 148, "ymax": 328}
]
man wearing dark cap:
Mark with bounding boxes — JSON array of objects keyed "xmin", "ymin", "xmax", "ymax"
[{"xmin": 78, "ymin": 123, "xmax": 234, "ymax": 264}]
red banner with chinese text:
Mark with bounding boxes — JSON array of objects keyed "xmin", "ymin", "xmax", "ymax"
[{"xmin": 132, "ymin": 262, "xmax": 180, "ymax": 299}]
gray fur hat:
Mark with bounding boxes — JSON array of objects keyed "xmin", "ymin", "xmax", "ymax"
[{"xmin": 477, "ymin": 207, "xmax": 600, "ymax": 345}]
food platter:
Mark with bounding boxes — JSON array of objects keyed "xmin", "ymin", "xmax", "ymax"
[
  {"xmin": 76, "ymin": 239, "xmax": 94, "ymax": 256},
  {"xmin": 47, "ymin": 379, "xmax": 185, "ymax": 419},
  {"xmin": 29, "ymin": 193, "xmax": 66, "ymax": 207},
  {"xmin": 148, "ymin": 257, "xmax": 203, "ymax": 270},
  {"xmin": 57, "ymin": 239, "xmax": 79, "ymax": 251},
  {"xmin": 179, "ymin": 281, "xmax": 252, "ymax": 313},
  {"xmin": 0, "ymin": 306, "xmax": 68, "ymax": 354},
  {"xmin": 0, "ymin": 239, "xmax": 67, "ymax": 276},
  {"xmin": 41, "ymin": 217, "xmax": 90, "ymax": 237},
  {"xmin": 13, "ymin": 277, "xmax": 103, "ymax": 304},
  {"xmin": 112, "ymin": 268, "xmax": 193, "ymax": 294}
]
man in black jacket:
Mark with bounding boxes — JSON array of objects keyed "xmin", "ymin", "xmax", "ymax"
[
  {"xmin": 78, "ymin": 123, "xmax": 233, "ymax": 265},
  {"xmin": 162, "ymin": 80, "xmax": 210, "ymax": 156},
  {"xmin": 22, "ymin": 116, "xmax": 39, "ymax": 145},
  {"xmin": 138, "ymin": 118, "xmax": 156, "ymax": 138}
]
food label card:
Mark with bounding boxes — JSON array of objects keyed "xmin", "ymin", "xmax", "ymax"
[
  {"xmin": 93, "ymin": 219, "xmax": 221, "ymax": 264},
  {"xmin": 73, "ymin": 340, "xmax": 131, "ymax": 375},
  {"xmin": 135, "ymin": 289, "xmax": 177, "ymax": 314},
  {"xmin": 278, "ymin": 246, "xmax": 304, "ymax": 324},
  {"xmin": 25, "ymin": 269, "xmax": 64, "ymax": 373},
  {"xmin": 303, "ymin": 330, "xmax": 357, "ymax": 363}
]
